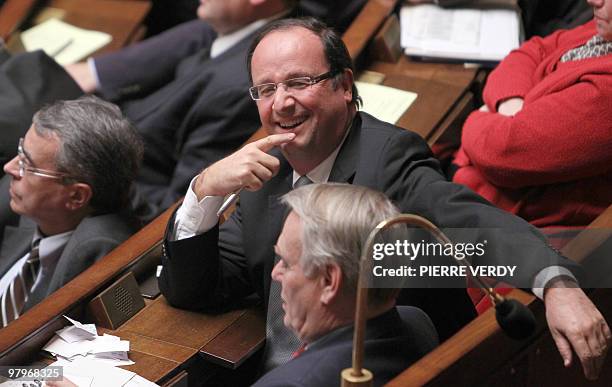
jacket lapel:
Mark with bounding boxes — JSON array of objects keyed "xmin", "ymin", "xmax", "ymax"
[
  {"xmin": 328, "ymin": 114, "xmax": 361, "ymax": 184},
  {"xmin": 0, "ymin": 223, "xmax": 34, "ymax": 278}
]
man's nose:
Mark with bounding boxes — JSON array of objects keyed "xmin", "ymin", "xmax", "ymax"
[
  {"xmin": 587, "ymin": 0, "xmax": 603, "ymax": 8},
  {"xmin": 3, "ymin": 156, "xmax": 20, "ymax": 178},
  {"xmin": 271, "ymin": 260, "xmax": 283, "ymax": 281},
  {"xmin": 272, "ymin": 85, "xmax": 295, "ymax": 114}
]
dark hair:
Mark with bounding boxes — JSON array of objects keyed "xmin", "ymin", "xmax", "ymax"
[
  {"xmin": 33, "ymin": 95, "xmax": 144, "ymax": 213},
  {"xmin": 247, "ymin": 17, "xmax": 360, "ymax": 106}
]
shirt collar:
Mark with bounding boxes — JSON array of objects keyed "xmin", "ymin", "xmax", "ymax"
[
  {"xmin": 292, "ymin": 122, "xmax": 352, "ymax": 187},
  {"xmin": 33, "ymin": 229, "xmax": 73, "ymax": 272},
  {"xmin": 210, "ymin": 11, "xmax": 288, "ymax": 58}
]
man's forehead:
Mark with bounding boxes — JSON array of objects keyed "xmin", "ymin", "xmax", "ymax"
[
  {"xmin": 251, "ymin": 27, "xmax": 326, "ymax": 76},
  {"xmin": 23, "ymin": 126, "xmax": 59, "ymax": 164},
  {"xmin": 278, "ymin": 211, "xmax": 303, "ymax": 251}
]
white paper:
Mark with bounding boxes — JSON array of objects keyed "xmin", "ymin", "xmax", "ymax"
[
  {"xmin": 21, "ymin": 18, "xmax": 112, "ymax": 65},
  {"xmin": 124, "ymin": 374, "xmax": 160, "ymax": 387},
  {"xmin": 44, "ymin": 335, "xmax": 95, "ymax": 358},
  {"xmin": 355, "ymin": 81, "xmax": 417, "ymax": 124},
  {"xmin": 51, "ymin": 359, "xmax": 136, "ymax": 387},
  {"xmin": 400, "ymin": 4, "xmax": 520, "ymax": 62},
  {"xmin": 64, "ymin": 315, "xmax": 98, "ymax": 336},
  {"xmin": 56, "ymin": 316, "xmax": 97, "ymax": 343}
]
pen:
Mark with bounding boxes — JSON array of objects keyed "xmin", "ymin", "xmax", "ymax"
[
  {"xmin": 216, "ymin": 189, "xmax": 242, "ymax": 217},
  {"xmin": 51, "ymin": 38, "xmax": 73, "ymax": 58}
]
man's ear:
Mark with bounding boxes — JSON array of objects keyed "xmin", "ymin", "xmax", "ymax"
[
  {"xmin": 320, "ymin": 263, "xmax": 343, "ymax": 305},
  {"xmin": 65, "ymin": 183, "xmax": 92, "ymax": 211},
  {"xmin": 341, "ymin": 69, "xmax": 354, "ymax": 104}
]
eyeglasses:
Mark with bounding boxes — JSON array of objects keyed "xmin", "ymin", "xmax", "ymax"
[
  {"xmin": 249, "ymin": 70, "xmax": 338, "ymax": 101},
  {"xmin": 17, "ymin": 138, "xmax": 73, "ymax": 180}
]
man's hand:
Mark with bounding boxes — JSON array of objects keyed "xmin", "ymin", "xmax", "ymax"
[
  {"xmin": 544, "ymin": 281, "xmax": 612, "ymax": 380},
  {"xmin": 64, "ymin": 62, "xmax": 97, "ymax": 93},
  {"xmin": 497, "ymin": 97, "xmax": 524, "ymax": 116},
  {"xmin": 194, "ymin": 133, "xmax": 295, "ymax": 200}
]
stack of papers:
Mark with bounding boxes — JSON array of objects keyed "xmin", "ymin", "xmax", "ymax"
[
  {"xmin": 50, "ymin": 358, "xmax": 159, "ymax": 387},
  {"xmin": 355, "ymin": 81, "xmax": 417, "ymax": 124},
  {"xmin": 43, "ymin": 316, "xmax": 133, "ymax": 366},
  {"xmin": 0, "ymin": 317, "xmax": 158, "ymax": 387},
  {"xmin": 400, "ymin": 4, "xmax": 521, "ymax": 64},
  {"xmin": 20, "ymin": 18, "xmax": 112, "ymax": 65}
]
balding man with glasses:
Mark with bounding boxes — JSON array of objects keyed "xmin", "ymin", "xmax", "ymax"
[{"xmin": 0, "ymin": 96, "xmax": 143, "ymax": 327}]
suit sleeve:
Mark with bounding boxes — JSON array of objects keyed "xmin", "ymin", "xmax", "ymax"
[
  {"xmin": 376, "ymin": 130, "xmax": 582, "ymax": 286},
  {"xmin": 159, "ymin": 202, "xmax": 255, "ymax": 311},
  {"xmin": 94, "ymin": 20, "xmax": 216, "ymax": 101},
  {"xmin": 157, "ymin": 89, "xmax": 261, "ymax": 209}
]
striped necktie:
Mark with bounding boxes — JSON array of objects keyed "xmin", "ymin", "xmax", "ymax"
[
  {"xmin": 1, "ymin": 239, "xmax": 41, "ymax": 327},
  {"xmin": 263, "ymin": 175, "xmax": 313, "ymax": 370}
]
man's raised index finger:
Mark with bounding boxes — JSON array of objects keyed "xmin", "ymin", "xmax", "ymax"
[{"xmin": 256, "ymin": 133, "xmax": 296, "ymax": 152}]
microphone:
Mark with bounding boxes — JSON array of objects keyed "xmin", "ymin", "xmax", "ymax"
[
  {"xmin": 343, "ymin": 214, "xmax": 536, "ymax": 387},
  {"xmin": 495, "ymin": 297, "xmax": 536, "ymax": 340}
]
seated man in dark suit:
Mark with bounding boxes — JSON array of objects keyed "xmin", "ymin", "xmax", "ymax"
[
  {"xmin": 253, "ymin": 183, "xmax": 438, "ymax": 387},
  {"xmin": 64, "ymin": 0, "xmax": 297, "ymax": 215},
  {"xmin": 159, "ymin": 17, "xmax": 610, "ymax": 379},
  {"xmin": 0, "ymin": 96, "xmax": 143, "ymax": 327}
]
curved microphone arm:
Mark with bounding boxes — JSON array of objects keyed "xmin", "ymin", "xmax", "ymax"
[{"xmin": 342, "ymin": 214, "xmax": 534, "ymax": 387}]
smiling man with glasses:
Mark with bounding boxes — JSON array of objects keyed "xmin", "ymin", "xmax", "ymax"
[
  {"xmin": 0, "ymin": 96, "xmax": 143, "ymax": 327},
  {"xmin": 159, "ymin": 17, "xmax": 609, "ymax": 381}
]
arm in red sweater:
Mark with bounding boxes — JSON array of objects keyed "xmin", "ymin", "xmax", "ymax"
[
  {"xmin": 462, "ymin": 72, "xmax": 612, "ymax": 189},
  {"xmin": 483, "ymin": 22, "xmax": 594, "ymax": 109}
]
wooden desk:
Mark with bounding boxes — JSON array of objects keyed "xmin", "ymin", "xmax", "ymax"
[
  {"xmin": 97, "ymin": 297, "xmax": 265, "ymax": 384},
  {"xmin": 0, "ymin": 0, "xmax": 151, "ymax": 54},
  {"xmin": 0, "ymin": 1, "xmax": 483, "ymax": 384}
]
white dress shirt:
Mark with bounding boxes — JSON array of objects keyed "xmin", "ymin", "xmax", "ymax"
[{"xmin": 0, "ymin": 229, "xmax": 72, "ymax": 303}]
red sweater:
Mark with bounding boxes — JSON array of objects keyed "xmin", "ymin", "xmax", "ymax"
[{"xmin": 453, "ymin": 20, "xmax": 612, "ymax": 228}]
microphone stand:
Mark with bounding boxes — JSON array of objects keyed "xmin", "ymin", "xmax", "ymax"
[{"xmin": 341, "ymin": 214, "xmax": 535, "ymax": 387}]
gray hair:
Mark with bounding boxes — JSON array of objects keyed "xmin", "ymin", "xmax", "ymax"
[
  {"xmin": 33, "ymin": 95, "xmax": 143, "ymax": 213},
  {"xmin": 282, "ymin": 183, "xmax": 400, "ymax": 306}
]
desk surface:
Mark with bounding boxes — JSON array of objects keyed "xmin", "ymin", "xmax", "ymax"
[
  {"xmin": 0, "ymin": 0, "xmax": 150, "ymax": 54},
  {"xmin": 0, "ymin": 1, "xmax": 480, "ymax": 384}
]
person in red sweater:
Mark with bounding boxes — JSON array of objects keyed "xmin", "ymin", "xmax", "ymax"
[{"xmin": 451, "ymin": 0, "xmax": 612, "ymax": 229}]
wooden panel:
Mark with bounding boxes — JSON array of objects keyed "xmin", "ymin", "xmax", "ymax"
[
  {"xmin": 119, "ymin": 350, "xmax": 182, "ymax": 384},
  {"xmin": 386, "ymin": 289, "xmax": 538, "ymax": 387},
  {"xmin": 427, "ymin": 91, "xmax": 474, "ymax": 146},
  {"xmin": 0, "ymin": 0, "xmax": 36, "ymax": 41},
  {"xmin": 49, "ymin": 0, "xmax": 151, "ymax": 54},
  {"xmin": 388, "ymin": 74, "xmax": 467, "ymax": 139},
  {"xmin": 200, "ymin": 307, "xmax": 266, "ymax": 369},
  {"xmin": 343, "ymin": 0, "xmax": 398, "ymax": 60},
  {"xmin": 562, "ymin": 204, "xmax": 612, "ymax": 263},
  {"xmin": 0, "ymin": 0, "xmax": 150, "ymax": 53},
  {"xmin": 117, "ymin": 296, "xmax": 245, "ymax": 350}
]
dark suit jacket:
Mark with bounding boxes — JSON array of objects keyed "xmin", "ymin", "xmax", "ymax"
[
  {"xmin": 159, "ymin": 112, "xmax": 581, "ymax": 340},
  {"xmin": 0, "ymin": 51, "xmax": 82, "ymax": 169},
  {"xmin": 0, "ymin": 209, "xmax": 138, "ymax": 312},
  {"xmin": 252, "ymin": 306, "xmax": 438, "ymax": 387},
  {"xmin": 93, "ymin": 20, "xmax": 262, "ymax": 213}
]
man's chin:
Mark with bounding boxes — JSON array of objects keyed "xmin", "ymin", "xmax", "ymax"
[{"xmin": 8, "ymin": 199, "xmax": 23, "ymax": 215}]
